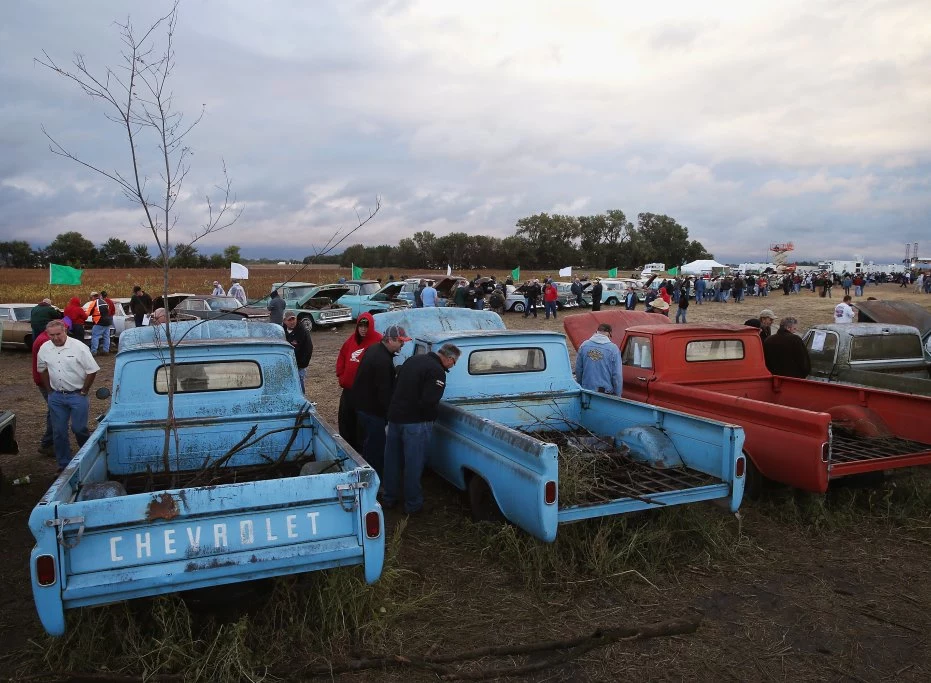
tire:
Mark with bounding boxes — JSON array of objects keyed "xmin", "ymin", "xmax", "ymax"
[
  {"xmin": 299, "ymin": 315, "xmax": 314, "ymax": 331},
  {"xmin": 23, "ymin": 335, "xmax": 32, "ymax": 349},
  {"xmin": 468, "ymin": 474, "xmax": 503, "ymax": 523},
  {"xmin": 606, "ymin": 297, "xmax": 619, "ymax": 306},
  {"xmin": 512, "ymin": 302, "xmax": 525, "ymax": 313},
  {"xmin": 743, "ymin": 453, "xmax": 767, "ymax": 499}
]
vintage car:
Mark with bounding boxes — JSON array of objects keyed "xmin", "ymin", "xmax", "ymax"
[
  {"xmin": 855, "ymin": 300, "xmax": 931, "ymax": 362},
  {"xmin": 597, "ymin": 279, "xmax": 648, "ymax": 306},
  {"xmin": 258, "ymin": 282, "xmax": 353, "ymax": 329},
  {"xmin": 170, "ymin": 295, "xmax": 270, "ymax": 322},
  {"xmin": 553, "ymin": 281, "xmax": 584, "ymax": 308},
  {"xmin": 110, "ymin": 298, "xmax": 136, "ymax": 338},
  {"xmin": 338, "ymin": 279, "xmax": 409, "ymax": 320},
  {"xmin": 0, "ymin": 303, "xmax": 36, "ymax": 349}
]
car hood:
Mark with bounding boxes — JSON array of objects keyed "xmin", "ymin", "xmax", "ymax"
[
  {"xmin": 297, "ymin": 284, "xmax": 350, "ymax": 306},
  {"xmin": 855, "ymin": 301, "xmax": 931, "ymax": 339}
]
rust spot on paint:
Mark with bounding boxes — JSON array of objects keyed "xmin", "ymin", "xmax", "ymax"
[{"xmin": 147, "ymin": 493, "xmax": 179, "ymax": 521}]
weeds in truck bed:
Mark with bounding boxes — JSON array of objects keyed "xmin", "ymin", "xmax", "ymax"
[
  {"xmin": 460, "ymin": 504, "xmax": 746, "ymax": 591},
  {"xmin": 36, "ymin": 519, "xmax": 424, "ymax": 682}
]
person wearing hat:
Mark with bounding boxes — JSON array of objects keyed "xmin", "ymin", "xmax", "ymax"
[
  {"xmin": 283, "ymin": 311, "xmax": 313, "ymax": 393},
  {"xmin": 30, "ymin": 297, "xmax": 63, "ymax": 341},
  {"xmin": 211, "ymin": 281, "xmax": 226, "ymax": 296},
  {"xmin": 336, "ymin": 313, "xmax": 383, "ymax": 451},
  {"xmin": 267, "ymin": 289, "xmax": 285, "ymax": 325},
  {"xmin": 352, "ymin": 324, "xmax": 410, "ymax": 476},
  {"xmin": 647, "ymin": 297, "xmax": 670, "ymax": 317},
  {"xmin": 575, "ymin": 323, "xmax": 622, "ymax": 396},
  {"xmin": 383, "ymin": 342, "xmax": 461, "ymax": 514},
  {"xmin": 763, "ymin": 317, "xmax": 810, "ymax": 378},
  {"xmin": 590, "ymin": 278, "xmax": 603, "ymax": 312},
  {"xmin": 758, "ymin": 309, "xmax": 776, "ymax": 341}
]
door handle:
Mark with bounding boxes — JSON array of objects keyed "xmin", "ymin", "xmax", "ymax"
[{"xmin": 636, "ymin": 376, "xmax": 649, "ymax": 382}]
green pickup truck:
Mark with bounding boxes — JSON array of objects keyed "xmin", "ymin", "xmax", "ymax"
[{"xmin": 803, "ymin": 323, "xmax": 931, "ymax": 396}]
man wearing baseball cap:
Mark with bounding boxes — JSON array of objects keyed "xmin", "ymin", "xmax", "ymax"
[
  {"xmin": 283, "ymin": 311, "xmax": 313, "ymax": 393},
  {"xmin": 352, "ymin": 324, "xmax": 410, "ymax": 476},
  {"xmin": 758, "ymin": 309, "xmax": 776, "ymax": 341}
]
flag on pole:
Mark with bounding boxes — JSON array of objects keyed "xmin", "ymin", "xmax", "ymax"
[
  {"xmin": 558, "ymin": 266, "xmax": 572, "ymax": 277},
  {"xmin": 608, "ymin": 267, "xmax": 618, "ymax": 278},
  {"xmin": 230, "ymin": 262, "xmax": 249, "ymax": 280},
  {"xmin": 49, "ymin": 263, "xmax": 83, "ymax": 285},
  {"xmin": 511, "ymin": 267, "xmax": 520, "ymax": 281},
  {"xmin": 447, "ymin": 264, "xmax": 452, "ymax": 276},
  {"xmin": 669, "ymin": 266, "xmax": 679, "ymax": 275},
  {"xmin": 351, "ymin": 264, "xmax": 364, "ymax": 279}
]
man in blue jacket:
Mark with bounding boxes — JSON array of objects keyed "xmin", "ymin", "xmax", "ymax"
[{"xmin": 575, "ymin": 323, "xmax": 622, "ymax": 396}]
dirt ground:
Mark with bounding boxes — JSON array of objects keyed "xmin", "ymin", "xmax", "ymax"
[{"xmin": 1, "ymin": 283, "xmax": 930, "ymax": 681}]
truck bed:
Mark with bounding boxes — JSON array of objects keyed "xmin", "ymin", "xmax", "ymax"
[
  {"xmin": 532, "ymin": 430, "xmax": 719, "ymax": 509},
  {"xmin": 831, "ymin": 430, "xmax": 931, "ymax": 475}
]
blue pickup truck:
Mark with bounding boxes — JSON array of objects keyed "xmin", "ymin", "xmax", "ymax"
[
  {"xmin": 375, "ymin": 310, "xmax": 746, "ymax": 541},
  {"xmin": 29, "ymin": 320, "xmax": 383, "ymax": 636}
]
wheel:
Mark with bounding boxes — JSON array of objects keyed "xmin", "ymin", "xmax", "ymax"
[
  {"xmin": 468, "ymin": 474, "xmax": 503, "ymax": 523},
  {"xmin": 743, "ymin": 453, "xmax": 767, "ymax": 499},
  {"xmin": 23, "ymin": 335, "xmax": 32, "ymax": 348},
  {"xmin": 606, "ymin": 297, "xmax": 619, "ymax": 306},
  {"xmin": 299, "ymin": 315, "xmax": 314, "ymax": 331},
  {"xmin": 512, "ymin": 302, "xmax": 525, "ymax": 313}
]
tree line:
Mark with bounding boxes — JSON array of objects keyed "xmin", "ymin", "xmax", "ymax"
[
  {"xmin": 1, "ymin": 210, "xmax": 713, "ymax": 271},
  {"xmin": 0, "ymin": 232, "xmax": 243, "ymax": 269},
  {"xmin": 334, "ymin": 211, "xmax": 712, "ymax": 270}
]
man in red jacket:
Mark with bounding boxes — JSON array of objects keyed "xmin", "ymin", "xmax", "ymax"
[
  {"xmin": 31, "ymin": 329, "xmax": 54, "ymax": 455},
  {"xmin": 335, "ymin": 312, "xmax": 382, "ymax": 451}
]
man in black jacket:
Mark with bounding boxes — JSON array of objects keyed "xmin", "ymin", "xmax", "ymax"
[
  {"xmin": 283, "ymin": 311, "xmax": 313, "ymax": 392},
  {"xmin": 763, "ymin": 316, "xmax": 810, "ymax": 378},
  {"xmin": 383, "ymin": 342, "xmax": 461, "ymax": 513},
  {"xmin": 590, "ymin": 278, "xmax": 603, "ymax": 312},
  {"xmin": 352, "ymin": 325, "xmax": 409, "ymax": 476}
]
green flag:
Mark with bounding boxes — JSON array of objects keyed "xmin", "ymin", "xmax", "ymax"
[
  {"xmin": 351, "ymin": 264, "xmax": 363, "ymax": 279},
  {"xmin": 669, "ymin": 266, "xmax": 679, "ymax": 275},
  {"xmin": 511, "ymin": 267, "xmax": 520, "ymax": 281},
  {"xmin": 50, "ymin": 263, "xmax": 83, "ymax": 285},
  {"xmin": 608, "ymin": 267, "xmax": 618, "ymax": 278}
]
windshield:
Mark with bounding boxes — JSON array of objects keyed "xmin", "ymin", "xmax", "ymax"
[
  {"xmin": 280, "ymin": 286, "xmax": 317, "ymax": 300},
  {"xmin": 358, "ymin": 283, "xmax": 380, "ymax": 295},
  {"xmin": 204, "ymin": 297, "xmax": 242, "ymax": 311}
]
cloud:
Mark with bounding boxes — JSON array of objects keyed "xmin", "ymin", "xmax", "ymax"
[{"xmin": 0, "ymin": 0, "xmax": 929, "ymax": 265}]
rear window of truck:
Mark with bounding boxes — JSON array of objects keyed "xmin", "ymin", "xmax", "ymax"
[
  {"xmin": 155, "ymin": 361, "xmax": 262, "ymax": 394},
  {"xmin": 850, "ymin": 334, "xmax": 924, "ymax": 361},
  {"xmin": 468, "ymin": 348, "xmax": 545, "ymax": 375},
  {"xmin": 685, "ymin": 339, "xmax": 745, "ymax": 362}
]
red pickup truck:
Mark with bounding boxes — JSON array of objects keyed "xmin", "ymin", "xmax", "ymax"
[{"xmin": 564, "ymin": 313, "xmax": 931, "ymax": 493}]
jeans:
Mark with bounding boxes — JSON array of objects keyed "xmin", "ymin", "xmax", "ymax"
[
  {"xmin": 337, "ymin": 389, "xmax": 362, "ymax": 452},
  {"xmin": 721, "ymin": 290, "xmax": 730, "ymax": 303},
  {"xmin": 358, "ymin": 410, "xmax": 387, "ymax": 477},
  {"xmin": 383, "ymin": 421, "xmax": 433, "ymax": 513},
  {"xmin": 473, "ymin": 298, "xmax": 485, "ymax": 310},
  {"xmin": 524, "ymin": 298, "xmax": 537, "ymax": 317},
  {"xmin": 675, "ymin": 307, "xmax": 688, "ymax": 323},
  {"xmin": 734, "ymin": 288, "xmax": 743, "ymax": 303},
  {"xmin": 544, "ymin": 301, "xmax": 557, "ymax": 319},
  {"xmin": 90, "ymin": 324, "xmax": 110, "ymax": 353},
  {"xmin": 297, "ymin": 367, "xmax": 306, "ymax": 393},
  {"xmin": 37, "ymin": 386, "xmax": 54, "ymax": 447},
  {"xmin": 49, "ymin": 390, "xmax": 90, "ymax": 469},
  {"xmin": 695, "ymin": 290, "xmax": 704, "ymax": 304}
]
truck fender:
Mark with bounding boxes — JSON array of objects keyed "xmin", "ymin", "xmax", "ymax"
[
  {"xmin": 827, "ymin": 405, "xmax": 892, "ymax": 439},
  {"xmin": 615, "ymin": 426, "xmax": 684, "ymax": 469},
  {"xmin": 464, "ymin": 470, "xmax": 504, "ymax": 523}
]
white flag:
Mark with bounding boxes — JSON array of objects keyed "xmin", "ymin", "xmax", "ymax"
[
  {"xmin": 230, "ymin": 262, "xmax": 249, "ymax": 280},
  {"xmin": 447, "ymin": 264, "xmax": 452, "ymax": 276},
  {"xmin": 558, "ymin": 266, "xmax": 572, "ymax": 277}
]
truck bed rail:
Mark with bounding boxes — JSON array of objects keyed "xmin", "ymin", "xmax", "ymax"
[{"xmin": 832, "ymin": 431, "xmax": 931, "ymax": 464}]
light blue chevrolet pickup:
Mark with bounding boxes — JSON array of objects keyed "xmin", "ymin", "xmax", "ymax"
[
  {"xmin": 29, "ymin": 320, "xmax": 383, "ymax": 636},
  {"xmin": 375, "ymin": 309, "xmax": 746, "ymax": 542}
]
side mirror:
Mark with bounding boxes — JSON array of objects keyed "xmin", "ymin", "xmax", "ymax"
[{"xmin": 95, "ymin": 387, "xmax": 111, "ymax": 400}]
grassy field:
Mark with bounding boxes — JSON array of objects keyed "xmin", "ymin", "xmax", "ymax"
[{"xmin": 1, "ymin": 273, "xmax": 930, "ymax": 682}]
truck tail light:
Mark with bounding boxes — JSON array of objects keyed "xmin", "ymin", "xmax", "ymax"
[
  {"xmin": 735, "ymin": 457, "xmax": 745, "ymax": 478},
  {"xmin": 365, "ymin": 511, "xmax": 381, "ymax": 539},
  {"xmin": 544, "ymin": 481, "xmax": 557, "ymax": 505},
  {"xmin": 36, "ymin": 555, "xmax": 56, "ymax": 586}
]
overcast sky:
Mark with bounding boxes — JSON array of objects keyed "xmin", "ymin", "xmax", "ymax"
[{"xmin": 2, "ymin": 0, "xmax": 929, "ymax": 265}]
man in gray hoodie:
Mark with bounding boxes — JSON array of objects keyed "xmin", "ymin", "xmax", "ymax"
[{"xmin": 575, "ymin": 323, "xmax": 623, "ymax": 396}]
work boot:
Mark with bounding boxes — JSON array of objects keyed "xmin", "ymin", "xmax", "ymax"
[{"xmin": 38, "ymin": 443, "xmax": 55, "ymax": 457}]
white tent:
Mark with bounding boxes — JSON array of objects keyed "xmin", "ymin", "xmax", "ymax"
[{"xmin": 680, "ymin": 259, "xmax": 729, "ymax": 275}]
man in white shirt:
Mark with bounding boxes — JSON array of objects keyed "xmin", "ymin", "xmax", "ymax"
[
  {"xmin": 834, "ymin": 295, "xmax": 856, "ymax": 324},
  {"xmin": 211, "ymin": 281, "xmax": 226, "ymax": 296},
  {"xmin": 37, "ymin": 320, "xmax": 100, "ymax": 472},
  {"xmin": 229, "ymin": 280, "xmax": 247, "ymax": 305}
]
